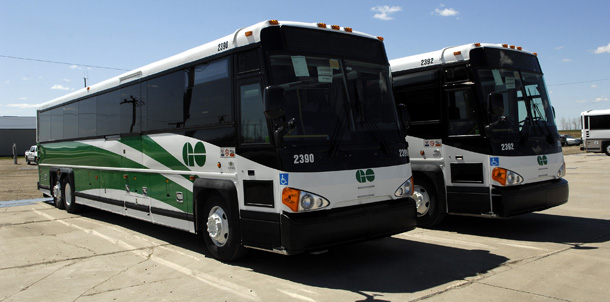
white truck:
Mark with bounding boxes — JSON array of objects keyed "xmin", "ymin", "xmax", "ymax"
[{"xmin": 25, "ymin": 145, "xmax": 38, "ymax": 164}]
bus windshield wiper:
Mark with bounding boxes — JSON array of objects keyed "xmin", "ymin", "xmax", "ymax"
[
  {"xmin": 328, "ymin": 103, "xmax": 348, "ymax": 157},
  {"xmin": 531, "ymin": 101, "xmax": 556, "ymax": 144}
]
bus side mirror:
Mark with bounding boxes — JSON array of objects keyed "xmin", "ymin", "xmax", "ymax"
[
  {"xmin": 488, "ymin": 93, "xmax": 505, "ymax": 116},
  {"xmin": 398, "ymin": 103, "xmax": 410, "ymax": 132},
  {"xmin": 264, "ymin": 86, "xmax": 286, "ymax": 119}
]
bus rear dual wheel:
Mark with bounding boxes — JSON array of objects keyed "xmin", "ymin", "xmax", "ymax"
[
  {"xmin": 52, "ymin": 177, "xmax": 82, "ymax": 213},
  {"xmin": 605, "ymin": 143, "xmax": 610, "ymax": 156}
]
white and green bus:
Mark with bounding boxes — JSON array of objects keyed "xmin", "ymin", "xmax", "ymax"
[
  {"xmin": 37, "ymin": 20, "xmax": 417, "ymax": 261},
  {"xmin": 391, "ymin": 43, "xmax": 569, "ymax": 227}
]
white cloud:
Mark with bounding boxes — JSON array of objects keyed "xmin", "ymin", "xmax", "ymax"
[
  {"xmin": 51, "ymin": 84, "xmax": 70, "ymax": 90},
  {"xmin": 591, "ymin": 84, "xmax": 598, "ymax": 88},
  {"xmin": 554, "ymin": 46, "xmax": 564, "ymax": 50},
  {"xmin": 562, "ymin": 58, "xmax": 572, "ymax": 62},
  {"xmin": 593, "ymin": 43, "xmax": 610, "ymax": 54},
  {"xmin": 593, "ymin": 96, "xmax": 609, "ymax": 102},
  {"xmin": 6, "ymin": 103, "xmax": 41, "ymax": 109},
  {"xmin": 576, "ymin": 100, "xmax": 588, "ymax": 103},
  {"xmin": 372, "ymin": 5, "xmax": 402, "ymax": 20},
  {"xmin": 70, "ymin": 65, "xmax": 82, "ymax": 70},
  {"xmin": 18, "ymin": 97, "xmax": 28, "ymax": 101},
  {"xmin": 433, "ymin": 4, "xmax": 459, "ymax": 17}
]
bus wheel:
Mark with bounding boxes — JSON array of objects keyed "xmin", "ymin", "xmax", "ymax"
[
  {"xmin": 63, "ymin": 179, "xmax": 82, "ymax": 214},
  {"xmin": 202, "ymin": 195, "xmax": 246, "ymax": 261},
  {"xmin": 52, "ymin": 179, "xmax": 65, "ymax": 209},
  {"xmin": 604, "ymin": 143, "xmax": 610, "ymax": 156},
  {"xmin": 413, "ymin": 179, "xmax": 445, "ymax": 228}
]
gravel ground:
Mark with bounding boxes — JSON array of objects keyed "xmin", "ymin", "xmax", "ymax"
[{"xmin": 0, "ymin": 157, "xmax": 43, "ymax": 201}]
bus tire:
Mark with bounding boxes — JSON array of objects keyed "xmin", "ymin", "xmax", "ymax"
[
  {"xmin": 201, "ymin": 194, "xmax": 246, "ymax": 261},
  {"xmin": 52, "ymin": 178, "xmax": 65, "ymax": 209},
  {"xmin": 62, "ymin": 178, "xmax": 82, "ymax": 214},
  {"xmin": 604, "ymin": 143, "xmax": 610, "ymax": 156},
  {"xmin": 413, "ymin": 178, "xmax": 446, "ymax": 228}
]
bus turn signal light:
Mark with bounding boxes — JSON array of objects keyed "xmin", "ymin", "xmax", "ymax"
[
  {"xmin": 282, "ymin": 187, "xmax": 300, "ymax": 212},
  {"xmin": 492, "ymin": 167, "xmax": 523, "ymax": 186}
]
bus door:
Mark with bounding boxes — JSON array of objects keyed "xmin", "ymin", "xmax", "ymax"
[{"xmin": 443, "ymin": 87, "xmax": 490, "ymax": 215}]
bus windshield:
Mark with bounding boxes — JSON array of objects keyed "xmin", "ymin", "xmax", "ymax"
[
  {"xmin": 268, "ymin": 54, "xmax": 402, "ymax": 153},
  {"xmin": 477, "ymin": 68, "xmax": 557, "ymax": 141}
]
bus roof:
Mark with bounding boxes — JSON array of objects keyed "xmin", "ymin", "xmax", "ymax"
[
  {"xmin": 39, "ymin": 20, "xmax": 377, "ymax": 111},
  {"xmin": 581, "ymin": 109, "xmax": 610, "ymax": 116},
  {"xmin": 390, "ymin": 43, "xmax": 538, "ymax": 73}
]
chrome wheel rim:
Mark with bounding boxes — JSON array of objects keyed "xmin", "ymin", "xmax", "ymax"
[
  {"xmin": 413, "ymin": 185, "xmax": 431, "ymax": 217},
  {"xmin": 206, "ymin": 206, "xmax": 229, "ymax": 247},
  {"xmin": 65, "ymin": 183, "xmax": 72, "ymax": 207}
]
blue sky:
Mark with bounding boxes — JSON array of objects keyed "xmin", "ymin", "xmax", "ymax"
[{"xmin": 1, "ymin": 1, "xmax": 609, "ymax": 128}]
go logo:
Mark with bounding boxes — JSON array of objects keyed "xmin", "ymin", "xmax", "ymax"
[
  {"xmin": 355, "ymin": 169, "xmax": 375, "ymax": 183},
  {"xmin": 183, "ymin": 142, "xmax": 206, "ymax": 167},
  {"xmin": 537, "ymin": 155, "xmax": 548, "ymax": 166}
]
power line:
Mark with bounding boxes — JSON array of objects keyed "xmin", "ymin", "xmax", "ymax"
[
  {"xmin": 0, "ymin": 54, "xmax": 130, "ymax": 71},
  {"xmin": 548, "ymin": 77, "xmax": 610, "ymax": 87}
]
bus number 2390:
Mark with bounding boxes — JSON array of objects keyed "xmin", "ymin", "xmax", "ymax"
[{"xmin": 294, "ymin": 154, "xmax": 314, "ymax": 164}]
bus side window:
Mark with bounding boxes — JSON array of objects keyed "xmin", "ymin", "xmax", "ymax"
[
  {"xmin": 447, "ymin": 89, "xmax": 480, "ymax": 136},
  {"xmin": 240, "ymin": 82, "xmax": 269, "ymax": 143}
]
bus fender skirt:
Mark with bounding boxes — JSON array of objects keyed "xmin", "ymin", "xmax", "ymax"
[
  {"xmin": 48, "ymin": 167, "xmax": 75, "ymax": 189},
  {"xmin": 192, "ymin": 178, "xmax": 238, "ymax": 233},
  {"xmin": 411, "ymin": 163, "xmax": 446, "ymax": 205}
]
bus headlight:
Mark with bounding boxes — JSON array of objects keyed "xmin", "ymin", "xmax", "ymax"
[
  {"xmin": 492, "ymin": 167, "xmax": 523, "ymax": 186},
  {"xmin": 557, "ymin": 162, "xmax": 566, "ymax": 178},
  {"xmin": 394, "ymin": 177, "xmax": 414, "ymax": 197},
  {"xmin": 282, "ymin": 187, "xmax": 330, "ymax": 212}
]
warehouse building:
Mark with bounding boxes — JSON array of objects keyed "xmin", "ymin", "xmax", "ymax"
[{"xmin": 0, "ymin": 116, "xmax": 36, "ymax": 157}]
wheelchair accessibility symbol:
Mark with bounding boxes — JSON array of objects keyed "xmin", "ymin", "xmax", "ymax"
[
  {"xmin": 280, "ymin": 173, "xmax": 289, "ymax": 186},
  {"xmin": 490, "ymin": 157, "xmax": 500, "ymax": 167}
]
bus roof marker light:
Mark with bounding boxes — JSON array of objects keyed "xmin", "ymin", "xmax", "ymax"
[
  {"xmin": 502, "ymin": 44, "xmax": 508, "ymax": 48},
  {"xmin": 317, "ymin": 23, "xmax": 327, "ymax": 28},
  {"xmin": 331, "ymin": 25, "xmax": 340, "ymax": 30},
  {"xmin": 268, "ymin": 20, "xmax": 279, "ymax": 25},
  {"xmin": 454, "ymin": 51, "xmax": 462, "ymax": 56},
  {"xmin": 244, "ymin": 31, "xmax": 253, "ymax": 37},
  {"xmin": 344, "ymin": 27, "xmax": 353, "ymax": 32},
  {"xmin": 510, "ymin": 45, "xmax": 516, "ymax": 49},
  {"xmin": 517, "ymin": 46, "xmax": 523, "ymax": 50},
  {"xmin": 377, "ymin": 36, "xmax": 384, "ymax": 42},
  {"xmin": 474, "ymin": 43, "xmax": 481, "ymax": 47}
]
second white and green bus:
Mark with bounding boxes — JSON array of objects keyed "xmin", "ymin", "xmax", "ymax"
[
  {"xmin": 36, "ymin": 20, "xmax": 417, "ymax": 261},
  {"xmin": 391, "ymin": 43, "xmax": 569, "ymax": 227},
  {"xmin": 581, "ymin": 109, "xmax": 610, "ymax": 155}
]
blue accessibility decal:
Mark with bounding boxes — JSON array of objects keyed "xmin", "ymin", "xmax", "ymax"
[
  {"xmin": 490, "ymin": 157, "xmax": 500, "ymax": 167},
  {"xmin": 279, "ymin": 173, "xmax": 289, "ymax": 186}
]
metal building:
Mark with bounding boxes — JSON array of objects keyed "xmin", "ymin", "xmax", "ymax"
[{"xmin": 0, "ymin": 116, "xmax": 36, "ymax": 157}]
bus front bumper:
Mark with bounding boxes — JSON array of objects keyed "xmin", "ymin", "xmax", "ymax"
[
  {"xmin": 278, "ymin": 197, "xmax": 417, "ymax": 255},
  {"xmin": 493, "ymin": 178, "xmax": 569, "ymax": 217}
]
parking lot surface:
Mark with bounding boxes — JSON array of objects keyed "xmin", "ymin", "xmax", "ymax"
[{"xmin": 1, "ymin": 153, "xmax": 609, "ymax": 301}]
